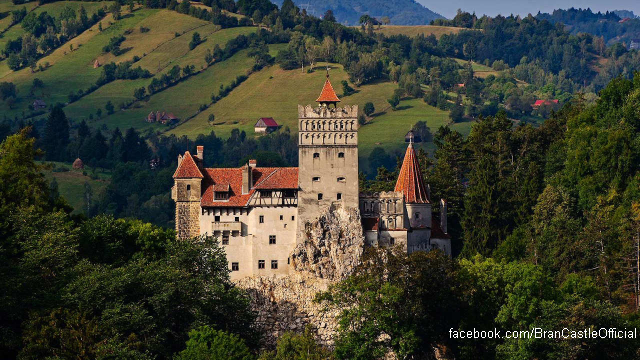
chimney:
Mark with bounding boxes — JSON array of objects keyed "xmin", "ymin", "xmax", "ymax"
[
  {"xmin": 242, "ymin": 162, "xmax": 253, "ymax": 194},
  {"xmin": 196, "ymin": 146, "xmax": 204, "ymax": 162},
  {"xmin": 440, "ymin": 199, "xmax": 447, "ymax": 234},
  {"xmin": 248, "ymin": 159, "xmax": 257, "ymax": 167}
]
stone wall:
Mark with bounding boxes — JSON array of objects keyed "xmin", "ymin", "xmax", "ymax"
[{"xmin": 235, "ymin": 206, "xmax": 364, "ymax": 347}]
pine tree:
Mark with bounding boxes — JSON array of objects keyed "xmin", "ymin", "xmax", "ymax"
[{"xmin": 43, "ymin": 106, "xmax": 70, "ymax": 161}]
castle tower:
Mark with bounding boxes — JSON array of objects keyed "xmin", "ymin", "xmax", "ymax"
[
  {"xmin": 297, "ymin": 73, "xmax": 359, "ymax": 235},
  {"xmin": 171, "ymin": 149, "xmax": 204, "ymax": 239},
  {"xmin": 395, "ymin": 139, "xmax": 431, "ymax": 229}
]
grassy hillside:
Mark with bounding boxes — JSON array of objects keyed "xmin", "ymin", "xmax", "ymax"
[
  {"xmin": 370, "ymin": 25, "xmax": 476, "ymax": 38},
  {"xmin": 41, "ymin": 161, "xmax": 110, "ymax": 214}
]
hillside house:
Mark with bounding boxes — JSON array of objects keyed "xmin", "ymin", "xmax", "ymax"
[
  {"xmin": 254, "ymin": 117, "xmax": 279, "ymax": 133},
  {"xmin": 147, "ymin": 111, "xmax": 178, "ymax": 125},
  {"xmin": 32, "ymin": 99, "xmax": 46, "ymax": 110},
  {"xmin": 532, "ymin": 99, "xmax": 559, "ymax": 109}
]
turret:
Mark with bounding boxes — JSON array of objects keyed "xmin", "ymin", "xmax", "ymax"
[
  {"xmin": 395, "ymin": 139, "xmax": 431, "ymax": 229},
  {"xmin": 172, "ymin": 150, "xmax": 204, "ymax": 239}
]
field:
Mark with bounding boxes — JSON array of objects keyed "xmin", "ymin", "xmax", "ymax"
[
  {"xmin": 452, "ymin": 58, "xmax": 500, "ymax": 78},
  {"xmin": 41, "ymin": 161, "xmax": 111, "ymax": 213},
  {"xmin": 369, "ymin": 25, "xmax": 477, "ymax": 39}
]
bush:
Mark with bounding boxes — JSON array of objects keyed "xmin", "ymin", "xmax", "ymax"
[
  {"xmin": 176, "ymin": 326, "xmax": 253, "ymax": 360},
  {"xmin": 363, "ymin": 102, "xmax": 375, "ymax": 116}
]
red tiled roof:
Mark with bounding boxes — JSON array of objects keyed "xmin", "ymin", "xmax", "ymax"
[
  {"xmin": 395, "ymin": 143, "xmax": 430, "ymax": 204},
  {"xmin": 213, "ymin": 183, "xmax": 230, "ymax": 192},
  {"xmin": 431, "ymin": 218, "xmax": 450, "ymax": 239},
  {"xmin": 533, "ymin": 99, "xmax": 558, "ymax": 107},
  {"xmin": 256, "ymin": 117, "xmax": 278, "ymax": 127},
  {"xmin": 362, "ymin": 217, "xmax": 379, "ymax": 231},
  {"xmin": 173, "ymin": 151, "xmax": 203, "ymax": 179},
  {"xmin": 201, "ymin": 167, "xmax": 299, "ymax": 207},
  {"xmin": 254, "ymin": 167, "xmax": 298, "ymax": 189},
  {"xmin": 316, "ymin": 77, "xmax": 341, "ymax": 103}
]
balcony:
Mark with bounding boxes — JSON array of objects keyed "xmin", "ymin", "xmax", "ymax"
[{"xmin": 211, "ymin": 221, "xmax": 242, "ymax": 232}]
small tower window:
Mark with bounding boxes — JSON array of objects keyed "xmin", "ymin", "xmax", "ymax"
[
  {"xmin": 222, "ymin": 234, "xmax": 229, "ymax": 245},
  {"xmin": 337, "ymin": 177, "xmax": 345, "ymax": 182},
  {"xmin": 259, "ymin": 215, "xmax": 264, "ymax": 223},
  {"xmin": 186, "ymin": 185, "xmax": 191, "ymax": 190},
  {"xmin": 215, "ymin": 216, "xmax": 220, "ymax": 222},
  {"xmin": 337, "ymin": 193, "xmax": 342, "ymax": 200},
  {"xmin": 271, "ymin": 260, "xmax": 278, "ymax": 269},
  {"xmin": 258, "ymin": 260, "xmax": 265, "ymax": 269},
  {"xmin": 338, "ymin": 152, "xmax": 344, "ymax": 158},
  {"xmin": 313, "ymin": 152, "xmax": 320, "ymax": 158},
  {"xmin": 312, "ymin": 177, "xmax": 320, "ymax": 182},
  {"xmin": 235, "ymin": 217, "xmax": 239, "ymax": 222},
  {"xmin": 269, "ymin": 235, "xmax": 276, "ymax": 244},
  {"xmin": 318, "ymin": 193, "xmax": 323, "ymax": 200},
  {"xmin": 231, "ymin": 262, "xmax": 239, "ymax": 271}
]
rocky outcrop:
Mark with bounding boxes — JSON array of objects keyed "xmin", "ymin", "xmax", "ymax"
[{"xmin": 235, "ymin": 206, "xmax": 364, "ymax": 347}]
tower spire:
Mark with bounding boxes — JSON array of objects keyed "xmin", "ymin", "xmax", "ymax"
[
  {"xmin": 395, "ymin": 142, "xmax": 429, "ymax": 204},
  {"xmin": 316, "ymin": 69, "xmax": 340, "ymax": 106}
]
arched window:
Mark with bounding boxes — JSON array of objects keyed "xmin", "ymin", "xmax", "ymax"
[
  {"xmin": 313, "ymin": 152, "xmax": 320, "ymax": 158},
  {"xmin": 338, "ymin": 152, "xmax": 344, "ymax": 158}
]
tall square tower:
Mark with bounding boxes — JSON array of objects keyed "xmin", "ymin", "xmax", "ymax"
[{"xmin": 297, "ymin": 74, "xmax": 359, "ymax": 236}]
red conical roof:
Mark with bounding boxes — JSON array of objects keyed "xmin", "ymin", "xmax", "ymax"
[
  {"xmin": 395, "ymin": 143, "xmax": 430, "ymax": 204},
  {"xmin": 173, "ymin": 151, "xmax": 203, "ymax": 179},
  {"xmin": 316, "ymin": 76, "xmax": 341, "ymax": 103}
]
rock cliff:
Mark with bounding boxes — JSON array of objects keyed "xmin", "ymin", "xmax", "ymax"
[{"xmin": 235, "ymin": 206, "xmax": 364, "ymax": 347}]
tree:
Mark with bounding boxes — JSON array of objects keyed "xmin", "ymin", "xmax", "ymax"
[
  {"xmin": 317, "ymin": 249, "xmax": 459, "ymax": 359},
  {"xmin": 363, "ymin": 102, "xmax": 375, "ymax": 117},
  {"xmin": 0, "ymin": 82, "xmax": 17, "ymax": 101},
  {"xmin": 105, "ymin": 101, "xmax": 114, "ymax": 115},
  {"xmin": 189, "ymin": 32, "xmax": 202, "ymax": 50},
  {"xmin": 449, "ymin": 93, "xmax": 464, "ymax": 122},
  {"xmin": 323, "ymin": 9, "xmax": 336, "ymax": 22},
  {"xmin": 43, "ymin": 106, "xmax": 70, "ymax": 161},
  {"xmin": 341, "ymin": 80, "xmax": 354, "ymax": 97},
  {"xmin": 259, "ymin": 326, "xmax": 333, "ymax": 360},
  {"xmin": 176, "ymin": 326, "xmax": 254, "ymax": 360},
  {"xmin": 134, "ymin": 87, "xmax": 146, "ymax": 100},
  {"xmin": 381, "ymin": 16, "xmax": 390, "ymax": 25},
  {"xmin": 387, "ymin": 94, "xmax": 400, "ymax": 110}
]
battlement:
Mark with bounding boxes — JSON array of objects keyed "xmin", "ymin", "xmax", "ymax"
[
  {"xmin": 298, "ymin": 104, "xmax": 358, "ymax": 119},
  {"xmin": 359, "ymin": 191, "xmax": 404, "ymax": 200}
]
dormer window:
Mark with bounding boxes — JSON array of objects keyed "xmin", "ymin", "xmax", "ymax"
[{"xmin": 214, "ymin": 192, "xmax": 229, "ymax": 200}]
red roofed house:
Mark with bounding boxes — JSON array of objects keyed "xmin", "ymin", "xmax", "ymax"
[
  {"xmin": 532, "ymin": 99, "xmax": 559, "ymax": 109},
  {"xmin": 173, "ymin": 75, "xmax": 450, "ymax": 280},
  {"xmin": 147, "ymin": 111, "xmax": 179, "ymax": 124},
  {"xmin": 254, "ymin": 117, "xmax": 279, "ymax": 133}
]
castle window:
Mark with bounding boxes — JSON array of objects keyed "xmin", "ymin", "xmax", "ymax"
[
  {"xmin": 259, "ymin": 215, "xmax": 264, "ymax": 223},
  {"xmin": 258, "ymin": 260, "xmax": 265, "ymax": 269},
  {"xmin": 280, "ymin": 215, "xmax": 283, "ymax": 220},
  {"xmin": 235, "ymin": 216, "xmax": 239, "ymax": 222},
  {"xmin": 215, "ymin": 192, "xmax": 229, "ymax": 200},
  {"xmin": 186, "ymin": 185, "xmax": 191, "ymax": 190},
  {"xmin": 269, "ymin": 235, "xmax": 276, "ymax": 244},
  {"xmin": 338, "ymin": 152, "xmax": 344, "ymax": 158},
  {"xmin": 292, "ymin": 216, "xmax": 295, "ymax": 221},
  {"xmin": 337, "ymin": 177, "xmax": 345, "ymax": 182},
  {"xmin": 313, "ymin": 152, "xmax": 320, "ymax": 159},
  {"xmin": 222, "ymin": 234, "xmax": 229, "ymax": 245},
  {"xmin": 231, "ymin": 262, "xmax": 239, "ymax": 271},
  {"xmin": 318, "ymin": 193, "xmax": 323, "ymax": 200},
  {"xmin": 271, "ymin": 260, "xmax": 278, "ymax": 269},
  {"xmin": 337, "ymin": 193, "xmax": 342, "ymax": 200},
  {"xmin": 215, "ymin": 216, "xmax": 220, "ymax": 222},
  {"xmin": 415, "ymin": 212, "xmax": 421, "ymax": 219},
  {"xmin": 390, "ymin": 237, "xmax": 395, "ymax": 245},
  {"xmin": 312, "ymin": 177, "xmax": 320, "ymax": 182}
]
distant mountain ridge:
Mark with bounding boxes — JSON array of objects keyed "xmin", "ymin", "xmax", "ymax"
[{"xmin": 272, "ymin": 0, "xmax": 444, "ymax": 25}]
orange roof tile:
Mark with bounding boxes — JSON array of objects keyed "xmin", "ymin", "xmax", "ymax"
[
  {"xmin": 173, "ymin": 151, "xmax": 203, "ymax": 179},
  {"xmin": 200, "ymin": 167, "xmax": 299, "ymax": 207},
  {"xmin": 394, "ymin": 143, "xmax": 430, "ymax": 204},
  {"xmin": 316, "ymin": 77, "xmax": 341, "ymax": 103}
]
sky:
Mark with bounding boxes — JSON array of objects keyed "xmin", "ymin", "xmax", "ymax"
[{"xmin": 418, "ymin": 0, "xmax": 640, "ymax": 19}]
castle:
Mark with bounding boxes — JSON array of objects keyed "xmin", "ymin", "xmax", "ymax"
[{"xmin": 172, "ymin": 74, "xmax": 450, "ymax": 279}]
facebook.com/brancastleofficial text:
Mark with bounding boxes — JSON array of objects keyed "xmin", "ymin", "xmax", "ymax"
[{"xmin": 449, "ymin": 328, "xmax": 638, "ymax": 340}]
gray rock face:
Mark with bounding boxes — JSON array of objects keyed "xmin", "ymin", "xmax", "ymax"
[{"xmin": 235, "ymin": 206, "xmax": 364, "ymax": 348}]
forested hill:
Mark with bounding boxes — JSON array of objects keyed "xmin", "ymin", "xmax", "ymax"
[
  {"xmin": 535, "ymin": 8, "xmax": 640, "ymax": 45},
  {"xmin": 271, "ymin": 0, "xmax": 444, "ymax": 25}
]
